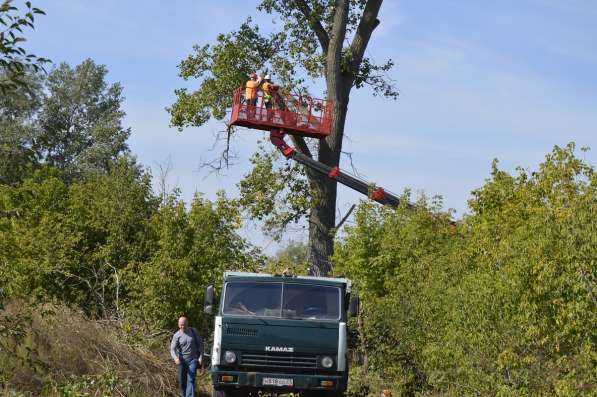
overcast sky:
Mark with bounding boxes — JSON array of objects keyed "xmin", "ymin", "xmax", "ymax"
[{"xmin": 26, "ymin": 0, "xmax": 597, "ymax": 252}]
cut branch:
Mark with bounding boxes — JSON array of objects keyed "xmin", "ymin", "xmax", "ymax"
[
  {"xmin": 198, "ymin": 124, "xmax": 238, "ymax": 174},
  {"xmin": 341, "ymin": 150, "xmax": 362, "ymax": 176}
]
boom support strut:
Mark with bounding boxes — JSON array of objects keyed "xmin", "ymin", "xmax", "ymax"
[{"xmin": 270, "ymin": 130, "xmax": 402, "ymax": 207}]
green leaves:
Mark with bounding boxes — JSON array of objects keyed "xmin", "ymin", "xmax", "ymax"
[
  {"xmin": 237, "ymin": 147, "xmax": 311, "ymax": 240},
  {"xmin": 353, "ymin": 57, "xmax": 398, "ymax": 99},
  {"xmin": 168, "ymin": 20, "xmax": 278, "ymax": 129},
  {"xmin": 0, "ymin": 58, "xmax": 262, "ymax": 336},
  {"xmin": 0, "ymin": 59, "xmax": 131, "ymax": 184},
  {"xmin": 39, "ymin": 60, "xmax": 131, "ymax": 179},
  {"xmin": 0, "ymin": 0, "xmax": 49, "ymax": 94},
  {"xmin": 0, "ymin": 161, "xmax": 155, "ymax": 316},
  {"xmin": 335, "ymin": 144, "xmax": 596, "ymax": 396},
  {"xmin": 126, "ymin": 191, "xmax": 261, "ymax": 330},
  {"xmin": 0, "ymin": 161, "xmax": 261, "ymax": 330}
]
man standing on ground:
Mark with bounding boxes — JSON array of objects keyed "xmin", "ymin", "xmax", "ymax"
[{"xmin": 171, "ymin": 316, "xmax": 203, "ymax": 397}]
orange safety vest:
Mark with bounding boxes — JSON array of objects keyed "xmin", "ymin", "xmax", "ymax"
[
  {"xmin": 245, "ymin": 80, "xmax": 258, "ymax": 100},
  {"xmin": 261, "ymin": 82, "xmax": 273, "ymax": 101}
]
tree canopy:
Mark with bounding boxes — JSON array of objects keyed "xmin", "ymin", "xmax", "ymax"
[
  {"xmin": 335, "ymin": 143, "xmax": 596, "ymax": 396},
  {"xmin": 0, "ymin": 60, "xmax": 261, "ymax": 331},
  {"xmin": 0, "ymin": 59, "xmax": 131, "ymax": 185},
  {"xmin": 169, "ymin": 0, "xmax": 398, "ymax": 275}
]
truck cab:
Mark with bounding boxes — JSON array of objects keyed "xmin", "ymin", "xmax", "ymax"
[{"xmin": 204, "ymin": 271, "xmax": 357, "ymax": 397}]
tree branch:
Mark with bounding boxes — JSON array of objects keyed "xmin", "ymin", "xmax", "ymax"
[
  {"xmin": 349, "ymin": 0, "xmax": 382, "ymax": 81},
  {"xmin": 290, "ymin": 134, "xmax": 323, "ymax": 182},
  {"xmin": 291, "ymin": 0, "xmax": 329, "ymax": 54},
  {"xmin": 341, "ymin": 150, "xmax": 362, "ymax": 176},
  {"xmin": 327, "ymin": 0, "xmax": 349, "ymax": 84},
  {"xmin": 335, "ymin": 204, "xmax": 356, "ymax": 229},
  {"xmin": 197, "ymin": 124, "xmax": 238, "ymax": 175},
  {"xmin": 290, "ymin": 134, "xmax": 312, "ymax": 158}
]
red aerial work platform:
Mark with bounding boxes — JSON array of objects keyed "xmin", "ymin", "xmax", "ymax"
[
  {"xmin": 229, "ymin": 87, "xmax": 333, "ymax": 139},
  {"xmin": 228, "ymin": 85, "xmax": 406, "ymax": 209}
]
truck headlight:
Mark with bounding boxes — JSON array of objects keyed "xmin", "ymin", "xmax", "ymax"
[
  {"xmin": 321, "ymin": 356, "xmax": 334, "ymax": 368},
  {"xmin": 224, "ymin": 351, "xmax": 237, "ymax": 364}
]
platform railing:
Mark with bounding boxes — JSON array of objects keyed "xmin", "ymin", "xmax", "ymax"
[{"xmin": 230, "ymin": 87, "xmax": 333, "ymax": 137}]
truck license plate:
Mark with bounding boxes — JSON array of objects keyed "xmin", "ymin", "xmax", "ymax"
[{"xmin": 262, "ymin": 377, "xmax": 293, "ymax": 387}]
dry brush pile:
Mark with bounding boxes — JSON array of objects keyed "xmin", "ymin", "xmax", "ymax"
[{"xmin": 0, "ymin": 302, "xmax": 210, "ymax": 396}]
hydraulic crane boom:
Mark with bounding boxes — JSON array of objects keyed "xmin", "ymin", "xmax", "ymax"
[
  {"xmin": 270, "ymin": 130, "xmax": 404, "ymax": 208},
  {"xmin": 228, "ymin": 86, "xmax": 456, "ymax": 224},
  {"xmin": 228, "ymin": 86, "xmax": 406, "ymax": 209}
]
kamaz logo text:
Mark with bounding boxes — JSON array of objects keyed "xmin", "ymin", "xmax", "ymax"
[{"xmin": 265, "ymin": 346, "xmax": 294, "ymax": 353}]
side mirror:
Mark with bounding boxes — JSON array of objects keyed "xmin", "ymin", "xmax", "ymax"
[
  {"xmin": 204, "ymin": 285, "xmax": 214, "ymax": 315},
  {"xmin": 348, "ymin": 296, "xmax": 359, "ymax": 317}
]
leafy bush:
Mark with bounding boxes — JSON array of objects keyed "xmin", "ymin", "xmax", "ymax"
[{"xmin": 335, "ymin": 144, "xmax": 596, "ymax": 396}]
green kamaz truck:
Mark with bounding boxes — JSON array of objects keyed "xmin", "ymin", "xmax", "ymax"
[{"xmin": 203, "ymin": 271, "xmax": 358, "ymax": 397}]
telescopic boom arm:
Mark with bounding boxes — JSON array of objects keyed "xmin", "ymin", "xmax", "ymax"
[{"xmin": 269, "ymin": 129, "xmax": 404, "ymax": 208}]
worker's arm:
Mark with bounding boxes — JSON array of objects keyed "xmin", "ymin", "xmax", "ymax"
[{"xmin": 170, "ymin": 332, "xmax": 181, "ymax": 364}]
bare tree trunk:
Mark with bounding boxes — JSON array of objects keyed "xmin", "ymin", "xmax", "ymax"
[
  {"xmin": 308, "ymin": 176, "xmax": 337, "ymax": 276},
  {"xmin": 308, "ymin": 94, "xmax": 349, "ymax": 276},
  {"xmin": 298, "ymin": 0, "xmax": 383, "ymax": 276}
]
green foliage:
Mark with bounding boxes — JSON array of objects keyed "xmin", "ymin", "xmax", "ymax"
[
  {"xmin": 0, "ymin": 59, "xmax": 130, "ymax": 185},
  {"xmin": 168, "ymin": 20, "xmax": 279, "ymax": 129},
  {"xmin": 0, "ymin": 59, "xmax": 261, "ymax": 338},
  {"xmin": 0, "ymin": 72, "xmax": 43, "ymax": 185},
  {"xmin": 42, "ymin": 371, "xmax": 120, "ymax": 397},
  {"xmin": 38, "ymin": 59, "xmax": 131, "ymax": 178},
  {"xmin": 275, "ymin": 240, "xmax": 309, "ymax": 267},
  {"xmin": 0, "ymin": 160, "xmax": 157, "ymax": 316},
  {"xmin": 169, "ymin": 1, "xmax": 399, "ymax": 249},
  {"xmin": 238, "ymin": 147, "xmax": 310, "ymax": 239},
  {"xmin": 0, "ymin": 0, "xmax": 49, "ymax": 93},
  {"xmin": 0, "ymin": 56, "xmax": 255, "ymax": 396},
  {"xmin": 266, "ymin": 240, "xmax": 310, "ymax": 276},
  {"xmin": 257, "ymin": 0, "xmax": 395, "ymax": 95},
  {"xmin": 0, "ymin": 163, "xmax": 261, "ymax": 329},
  {"xmin": 335, "ymin": 144, "xmax": 596, "ymax": 396},
  {"xmin": 127, "ymin": 191, "xmax": 262, "ymax": 331}
]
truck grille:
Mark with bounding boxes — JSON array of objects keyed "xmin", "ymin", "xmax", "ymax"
[
  {"xmin": 241, "ymin": 352, "xmax": 318, "ymax": 369},
  {"xmin": 226, "ymin": 327, "xmax": 258, "ymax": 337}
]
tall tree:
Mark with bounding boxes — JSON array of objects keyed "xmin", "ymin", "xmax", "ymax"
[
  {"xmin": 36, "ymin": 59, "xmax": 131, "ymax": 179},
  {"xmin": 169, "ymin": 1, "xmax": 397, "ymax": 275},
  {"xmin": 1, "ymin": 60, "xmax": 130, "ymax": 184}
]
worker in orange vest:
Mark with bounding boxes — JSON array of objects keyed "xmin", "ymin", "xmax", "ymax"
[
  {"xmin": 245, "ymin": 72, "xmax": 261, "ymax": 107},
  {"xmin": 261, "ymin": 75, "xmax": 276, "ymax": 110}
]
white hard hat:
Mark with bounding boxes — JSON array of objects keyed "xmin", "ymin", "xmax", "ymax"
[{"xmin": 264, "ymin": 74, "xmax": 271, "ymax": 80}]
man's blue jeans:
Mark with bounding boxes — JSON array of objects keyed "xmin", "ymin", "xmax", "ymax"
[{"xmin": 178, "ymin": 358, "xmax": 198, "ymax": 397}]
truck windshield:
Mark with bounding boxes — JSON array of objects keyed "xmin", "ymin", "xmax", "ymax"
[{"xmin": 222, "ymin": 282, "xmax": 340, "ymax": 320}]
